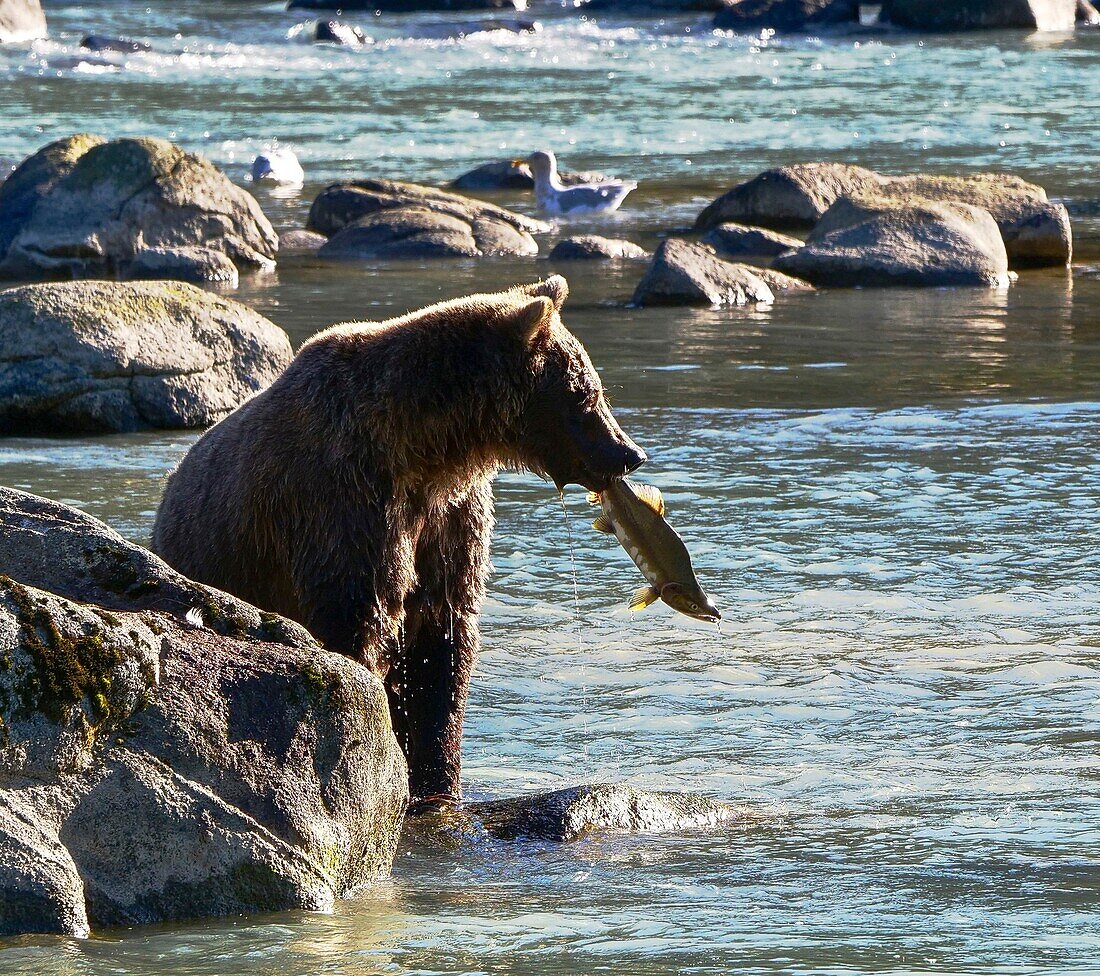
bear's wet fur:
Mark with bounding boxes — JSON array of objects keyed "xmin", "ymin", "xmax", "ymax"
[{"xmin": 152, "ymin": 276, "xmax": 645, "ymax": 801}]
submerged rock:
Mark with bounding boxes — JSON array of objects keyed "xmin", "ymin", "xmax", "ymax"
[
  {"xmin": 773, "ymin": 195, "xmax": 1011, "ymax": 287},
  {"xmin": 701, "ymin": 222, "xmax": 803, "ymax": 260},
  {"xmin": 79, "ymin": 34, "xmax": 152, "ymax": 53},
  {"xmin": 314, "ymin": 18, "xmax": 369, "ymax": 45},
  {"xmin": 0, "ymin": 0, "xmax": 46, "ymax": 43},
  {"xmin": 411, "ymin": 18, "xmax": 538, "ymax": 39},
  {"xmin": 0, "ymin": 280, "xmax": 292, "ymax": 433},
  {"xmin": 126, "ymin": 245, "xmax": 240, "ymax": 287},
  {"xmin": 694, "ymin": 163, "xmax": 1071, "ymax": 267},
  {"xmin": 882, "ymin": 0, "xmax": 1077, "ymax": 31},
  {"xmin": 308, "ymin": 177, "xmax": 548, "ymax": 238},
  {"xmin": 632, "ymin": 239, "xmax": 775, "ymax": 307},
  {"xmin": 713, "ymin": 0, "xmax": 857, "ymax": 31},
  {"xmin": 451, "ymin": 159, "xmax": 608, "ymax": 191},
  {"xmin": 0, "ymin": 489, "xmax": 408, "ymax": 937},
  {"xmin": 0, "ymin": 136, "xmax": 278, "ymax": 279},
  {"xmin": 466, "ymin": 785, "xmax": 744, "ymax": 842},
  {"xmin": 548, "ymin": 235, "xmax": 650, "ymax": 261}
]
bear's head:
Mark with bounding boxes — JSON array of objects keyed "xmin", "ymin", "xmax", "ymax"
[{"xmin": 507, "ymin": 276, "xmax": 646, "ymax": 492}]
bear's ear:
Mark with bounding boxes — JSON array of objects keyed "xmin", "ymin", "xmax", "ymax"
[
  {"xmin": 521, "ymin": 275, "xmax": 568, "ymax": 311},
  {"xmin": 501, "ymin": 295, "xmax": 554, "ymax": 346}
]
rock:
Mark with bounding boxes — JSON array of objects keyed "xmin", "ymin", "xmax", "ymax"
[
  {"xmin": 314, "ymin": 19, "xmax": 368, "ymax": 45},
  {"xmin": 318, "ymin": 206, "xmax": 538, "ymax": 259},
  {"xmin": 466, "ymin": 785, "xmax": 744, "ymax": 842},
  {"xmin": 0, "ymin": 486, "xmax": 315, "ymax": 649},
  {"xmin": 548, "ymin": 235, "xmax": 649, "ymax": 261},
  {"xmin": 773, "ymin": 195, "xmax": 1010, "ymax": 287},
  {"xmin": 1079, "ymin": 0, "xmax": 1100, "ymax": 24},
  {"xmin": 883, "ymin": 0, "xmax": 1077, "ymax": 30},
  {"xmin": 288, "ymin": 0, "xmax": 521, "ymax": 10},
  {"xmin": 0, "ymin": 789, "xmax": 88, "ymax": 937},
  {"xmin": 713, "ymin": 0, "xmax": 857, "ymax": 31},
  {"xmin": 0, "ymin": 0, "xmax": 46, "ymax": 43},
  {"xmin": 0, "ymin": 280, "xmax": 292, "ymax": 433},
  {"xmin": 879, "ymin": 173, "xmax": 1072, "ymax": 268},
  {"xmin": 0, "ymin": 136, "xmax": 278, "ymax": 279},
  {"xmin": 79, "ymin": 35, "xmax": 152, "ymax": 53},
  {"xmin": 251, "ymin": 148, "xmax": 305, "ymax": 186},
  {"xmin": 694, "ymin": 162, "xmax": 882, "ymax": 231},
  {"xmin": 631, "ymin": 239, "xmax": 775, "ymax": 307},
  {"xmin": 701, "ymin": 221, "xmax": 803, "ymax": 259},
  {"xmin": 0, "ymin": 134, "xmax": 106, "ymax": 260},
  {"xmin": 753, "ymin": 266, "xmax": 814, "ymax": 291},
  {"xmin": 451, "ymin": 159, "xmax": 608, "ymax": 192},
  {"xmin": 694, "ymin": 163, "xmax": 1071, "ymax": 267},
  {"xmin": 307, "ymin": 177, "xmax": 548, "ymax": 238},
  {"xmin": 126, "ymin": 246, "xmax": 240, "ymax": 287},
  {"xmin": 278, "ymin": 229, "xmax": 327, "ymax": 253},
  {"xmin": 0, "ymin": 489, "xmax": 408, "ymax": 936}
]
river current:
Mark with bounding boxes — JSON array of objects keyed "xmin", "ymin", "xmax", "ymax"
[{"xmin": 1, "ymin": 2, "xmax": 1099, "ymax": 973}]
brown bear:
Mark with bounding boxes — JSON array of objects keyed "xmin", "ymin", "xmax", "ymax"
[{"xmin": 151, "ymin": 276, "xmax": 645, "ymax": 804}]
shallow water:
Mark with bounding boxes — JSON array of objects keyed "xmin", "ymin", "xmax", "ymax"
[{"xmin": 2, "ymin": 3, "xmax": 1100, "ymax": 974}]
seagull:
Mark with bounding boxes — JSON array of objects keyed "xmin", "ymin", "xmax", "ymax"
[
  {"xmin": 517, "ymin": 150, "xmax": 637, "ymax": 217},
  {"xmin": 250, "ymin": 147, "xmax": 305, "ymax": 186}
]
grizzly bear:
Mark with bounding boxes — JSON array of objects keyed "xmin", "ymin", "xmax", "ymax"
[{"xmin": 152, "ymin": 276, "xmax": 645, "ymax": 804}]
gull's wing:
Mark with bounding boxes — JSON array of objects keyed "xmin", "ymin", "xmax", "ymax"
[{"xmin": 555, "ymin": 180, "xmax": 637, "ymax": 212}]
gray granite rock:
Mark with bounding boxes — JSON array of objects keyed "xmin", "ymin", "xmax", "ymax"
[
  {"xmin": 0, "ymin": 136, "xmax": 277, "ymax": 279},
  {"xmin": 773, "ymin": 194, "xmax": 1011, "ymax": 287},
  {"xmin": 632, "ymin": 239, "xmax": 775, "ymax": 307},
  {"xmin": 0, "ymin": 280, "xmax": 292, "ymax": 433}
]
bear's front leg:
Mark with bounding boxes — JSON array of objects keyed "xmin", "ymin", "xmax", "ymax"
[
  {"xmin": 390, "ymin": 483, "xmax": 493, "ymax": 804},
  {"xmin": 389, "ymin": 597, "xmax": 478, "ymax": 804}
]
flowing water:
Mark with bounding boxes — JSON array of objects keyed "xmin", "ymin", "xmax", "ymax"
[{"xmin": 1, "ymin": 2, "xmax": 1099, "ymax": 973}]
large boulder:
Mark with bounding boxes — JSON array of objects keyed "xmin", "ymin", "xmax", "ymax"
[
  {"xmin": 694, "ymin": 163, "xmax": 1071, "ymax": 267},
  {"xmin": 0, "ymin": 489, "xmax": 408, "ymax": 937},
  {"xmin": 318, "ymin": 206, "xmax": 539, "ymax": 259},
  {"xmin": 773, "ymin": 195, "xmax": 1011, "ymax": 287},
  {"xmin": 713, "ymin": 0, "xmax": 857, "ymax": 31},
  {"xmin": 0, "ymin": 135, "xmax": 106, "ymax": 260},
  {"xmin": 631, "ymin": 239, "xmax": 775, "ymax": 307},
  {"xmin": 0, "ymin": 486, "xmax": 314, "ymax": 648},
  {"xmin": 307, "ymin": 177, "xmax": 548, "ymax": 238},
  {"xmin": 466, "ymin": 785, "xmax": 745, "ymax": 842},
  {"xmin": 883, "ymin": 0, "xmax": 1077, "ymax": 30},
  {"xmin": 880, "ymin": 173, "xmax": 1072, "ymax": 268},
  {"xmin": 0, "ymin": 137, "xmax": 278, "ymax": 279},
  {"xmin": 0, "ymin": 0, "xmax": 46, "ymax": 43},
  {"xmin": 548, "ymin": 235, "xmax": 649, "ymax": 261},
  {"xmin": 0, "ymin": 280, "xmax": 292, "ymax": 434},
  {"xmin": 695, "ymin": 162, "xmax": 882, "ymax": 230}
]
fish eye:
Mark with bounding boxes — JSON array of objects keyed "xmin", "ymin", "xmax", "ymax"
[{"xmin": 689, "ymin": 602, "xmax": 699, "ymax": 612}]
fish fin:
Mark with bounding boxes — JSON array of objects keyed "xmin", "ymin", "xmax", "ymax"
[
  {"xmin": 586, "ymin": 491, "xmax": 601, "ymax": 505},
  {"xmin": 592, "ymin": 515, "xmax": 615, "ymax": 534},
  {"xmin": 628, "ymin": 585, "xmax": 660, "ymax": 612},
  {"xmin": 631, "ymin": 483, "xmax": 666, "ymax": 515}
]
